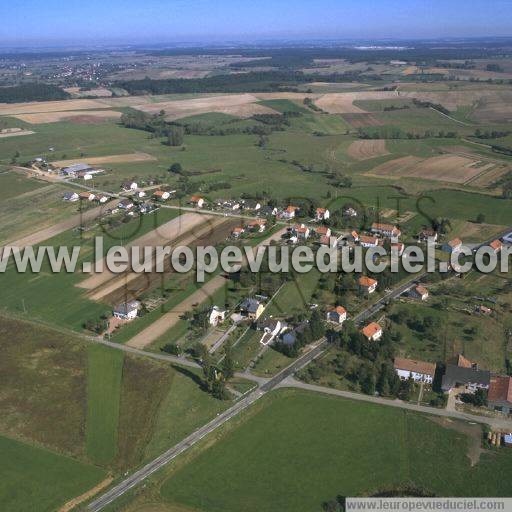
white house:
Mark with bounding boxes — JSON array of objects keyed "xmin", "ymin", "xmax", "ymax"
[
  {"xmin": 118, "ymin": 199, "xmax": 134, "ymax": 210},
  {"xmin": 361, "ymin": 322, "xmax": 382, "ymax": 341},
  {"xmin": 315, "ymin": 226, "xmax": 332, "ymax": 238},
  {"xmin": 443, "ymin": 238, "xmax": 463, "ymax": 253},
  {"xmin": 248, "ymin": 219, "xmax": 267, "ymax": 232},
  {"xmin": 409, "ymin": 285, "xmax": 429, "ymax": 301},
  {"xmin": 359, "ymin": 235, "xmax": 379, "ymax": 248},
  {"xmin": 79, "ymin": 191, "xmax": 96, "ymax": 201},
  {"xmin": 113, "ymin": 301, "xmax": 140, "ymax": 320},
  {"xmin": 135, "ymin": 190, "xmax": 146, "ymax": 198},
  {"xmin": 326, "ymin": 306, "xmax": 347, "ymax": 324},
  {"xmin": 359, "ymin": 276, "xmax": 378, "ymax": 294},
  {"xmin": 209, "ymin": 306, "xmax": 226, "ymax": 327},
  {"xmin": 371, "ymin": 222, "xmax": 401, "ymax": 241},
  {"xmin": 153, "ymin": 190, "xmax": 170, "ymax": 201},
  {"xmin": 394, "ymin": 357, "xmax": 436, "ymax": 384},
  {"xmin": 63, "ymin": 191, "xmax": 79, "ymax": 202},
  {"xmin": 293, "ymin": 223, "xmax": 310, "ymax": 240},
  {"xmin": 95, "ymin": 194, "xmax": 109, "ymax": 204},
  {"xmin": 190, "ymin": 195, "xmax": 205, "ymax": 208},
  {"xmin": 122, "ymin": 181, "xmax": 138, "ymax": 191},
  {"xmin": 280, "ymin": 205, "xmax": 299, "ymax": 220},
  {"xmin": 258, "ymin": 318, "xmax": 285, "ymax": 345},
  {"xmin": 315, "ymin": 207, "xmax": 330, "ymax": 221}
]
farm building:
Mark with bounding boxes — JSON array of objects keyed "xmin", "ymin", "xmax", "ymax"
[
  {"xmin": 418, "ymin": 228, "xmax": 438, "ymax": 243},
  {"xmin": 113, "ymin": 301, "xmax": 140, "ymax": 321},
  {"xmin": 487, "ymin": 376, "xmax": 512, "ymax": 414},
  {"xmin": 441, "ymin": 364, "xmax": 490, "ymax": 393},
  {"xmin": 190, "ymin": 195, "xmax": 205, "ymax": 208},
  {"xmin": 153, "ymin": 190, "xmax": 171, "ymax": 201},
  {"xmin": 62, "ymin": 191, "xmax": 79, "ymax": 202},
  {"xmin": 315, "ymin": 226, "xmax": 332, "ymax": 238},
  {"xmin": 394, "ymin": 357, "xmax": 436, "ymax": 384},
  {"xmin": 61, "ymin": 163, "xmax": 92, "ymax": 177},
  {"xmin": 315, "ymin": 207, "xmax": 330, "ymax": 221},
  {"xmin": 361, "ymin": 322, "xmax": 382, "ymax": 342},
  {"xmin": 443, "ymin": 238, "xmax": 463, "ymax": 253},
  {"xmin": 326, "ymin": 306, "xmax": 347, "ymax": 324},
  {"xmin": 359, "ymin": 235, "xmax": 379, "ymax": 248},
  {"xmin": 371, "ymin": 222, "xmax": 401, "ymax": 240},
  {"xmin": 79, "ymin": 191, "xmax": 95, "ymax": 201},
  {"xmin": 409, "ymin": 285, "xmax": 429, "ymax": 301},
  {"xmin": 248, "ymin": 219, "xmax": 267, "ymax": 232}
]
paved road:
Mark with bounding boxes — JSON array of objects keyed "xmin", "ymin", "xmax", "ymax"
[{"xmin": 282, "ymin": 378, "xmax": 512, "ymax": 430}]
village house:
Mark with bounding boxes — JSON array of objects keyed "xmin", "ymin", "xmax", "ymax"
[
  {"xmin": 343, "ymin": 206, "xmax": 358, "ymax": 218},
  {"xmin": 443, "ymin": 237, "xmax": 463, "ymax": 253},
  {"xmin": 118, "ymin": 198, "xmax": 134, "ymax": 210},
  {"xmin": 232, "ymin": 226, "xmax": 245, "ymax": 238},
  {"xmin": 280, "ymin": 205, "xmax": 300, "ymax": 220},
  {"xmin": 62, "ymin": 191, "xmax": 79, "ymax": 202},
  {"xmin": 259, "ymin": 205, "xmax": 278, "ymax": 217},
  {"xmin": 79, "ymin": 191, "xmax": 95, "ymax": 201},
  {"xmin": 113, "ymin": 301, "xmax": 140, "ymax": 321},
  {"xmin": 359, "ymin": 235, "xmax": 379, "ymax": 248},
  {"xmin": 361, "ymin": 322, "xmax": 383, "ymax": 341},
  {"xmin": 490, "ymin": 239, "xmax": 503, "ymax": 254},
  {"xmin": 257, "ymin": 318, "xmax": 286, "ymax": 345},
  {"xmin": 221, "ymin": 199, "xmax": 240, "ymax": 211},
  {"xmin": 121, "ymin": 181, "xmax": 138, "ymax": 191},
  {"xmin": 95, "ymin": 194, "xmax": 109, "ymax": 204},
  {"xmin": 248, "ymin": 219, "xmax": 267, "ymax": 233},
  {"xmin": 293, "ymin": 223, "xmax": 310, "ymax": 240},
  {"xmin": 190, "ymin": 195, "xmax": 205, "ymax": 208},
  {"xmin": 394, "ymin": 357, "xmax": 436, "ymax": 384},
  {"xmin": 135, "ymin": 190, "xmax": 146, "ymax": 198},
  {"xmin": 418, "ymin": 228, "xmax": 438, "ymax": 244},
  {"xmin": 487, "ymin": 375, "xmax": 512, "ymax": 414},
  {"xmin": 319, "ymin": 235, "xmax": 338, "ymax": 247},
  {"xmin": 239, "ymin": 298, "xmax": 265, "ymax": 320},
  {"xmin": 77, "ymin": 170, "xmax": 93, "ymax": 180},
  {"xmin": 281, "ymin": 321, "xmax": 308, "ymax": 346},
  {"xmin": 371, "ymin": 222, "xmax": 401, "ymax": 241},
  {"xmin": 326, "ymin": 305, "xmax": 347, "ymax": 324},
  {"xmin": 409, "ymin": 284, "xmax": 429, "ymax": 301},
  {"xmin": 242, "ymin": 199, "xmax": 261, "ymax": 211},
  {"xmin": 315, "ymin": 226, "xmax": 332, "ymax": 238},
  {"xmin": 315, "ymin": 207, "xmax": 330, "ymax": 221},
  {"xmin": 208, "ymin": 306, "xmax": 226, "ymax": 327},
  {"xmin": 391, "ymin": 242, "xmax": 405, "ymax": 256},
  {"xmin": 358, "ymin": 276, "xmax": 378, "ymax": 294},
  {"xmin": 153, "ymin": 190, "xmax": 170, "ymax": 201},
  {"xmin": 351, "ymin": 230, "xmax": 360, "ymax": 242}
]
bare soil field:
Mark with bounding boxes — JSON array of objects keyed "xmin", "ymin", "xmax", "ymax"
[
  {"xmin": 0, "ymin": 129, "xmax": 34, "ymax": 138},
  {"xmin": 125, "ymin": 226, "xmax": 288, "ymax": 349},
  {"xmin": 341, "ymin": 113, "xmax": 383, "ymax": 127},
  {"xmin": 0, "ymin": 98, "xmax": 109, "ymax": 115},
  {"xmin": 13, "ymin": 110, "xmax": 122, "ymax": 124},
  {"xmin": 64, "ymin": 87, "xmax": 113, "ymax": 98},
  {"xmin": 347, "ymin": 140, "xmax": 389, "ymax": 160},
  {"xmin": 53, "ymin": 152, "xmax": 156, "ymax": 167},
  {"xmin": 314, "ymin": 91, "xmax": 398, "ymax": 113},
  {"xmin": 368, "ymin": 154, "xmax": 486, "ymax": 184},
  {"xmin": 134, "ymin": 93, "xmax": 278, "ymax": 120}
]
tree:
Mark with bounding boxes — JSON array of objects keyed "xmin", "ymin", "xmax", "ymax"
[
  {"xmin": 476, "ymin": 213, "xmax": 486, "ymax": 224},
  {"xmin": 167, "ymin": 125, "xmax": 184, "ymax": 146},
  {"xmin": 169, "ymin": 162, "xmax": 182, "ymax": 174},
  {"xmin": 221, "ymin": 341, "xmax": 235, "ymax": 380},
  {"xmin": 161, "ymin": 343, "xmax": 181, "ymax": 356}
]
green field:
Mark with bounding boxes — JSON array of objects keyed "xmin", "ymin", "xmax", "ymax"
[
  {"xmin": 157, "ymin": 390, "xmax": 512, "ymax": 512},
  {"xmin": 86, "ymin": 344, "xmax": 124, "ymax": 465},
  {"xmin": 0, "ymin": 435, "xmax": 105, "ymax": 512}
]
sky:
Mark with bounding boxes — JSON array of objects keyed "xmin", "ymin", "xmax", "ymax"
[{"xmin": 4, "ymin": 0, "xmax": 512, "ymax": 46}]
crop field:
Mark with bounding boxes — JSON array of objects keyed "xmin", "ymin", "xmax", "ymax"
[
  {"xmin": 13, "ymin": 110, "xmax": 122, "ymax": 124},
  {"xmin": 53, "ymin": 151, "xmax": 157, "ymax": 166},
  {"xmin": 347, "ymin": 139, "xmax": 388, "ymax": 160},
  {"xmin": 0, "ymin": 435, "xmax": 106, "ymax": 512},
  {"xmin": 0, "ymin": 98, "xmax": 111, "ymax": 115},
  {"xmin": 149, "ymin": 390, "xmax": 512, "ymax": 512}
]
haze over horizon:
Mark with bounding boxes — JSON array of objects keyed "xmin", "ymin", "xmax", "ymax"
[{"xmin": 5, "ymin": 0, "xmax": 512, "ymax": 47}]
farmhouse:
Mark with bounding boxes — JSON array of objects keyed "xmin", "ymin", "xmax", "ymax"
[
  {"xmin": 153, "ymin": 190, "xmax": 170, "ymax": 201},
  {"xmin": 113, "ymin": 301, "xmax": 140, "ymax": 321},
  {"xmin": 121, "ymin": 181, "xmax": 138, "ymax": 191},
  {"xmin": 315, "ymin": 207, "xmax": 330, "ymax": 221},
  {"xmin": 293, "ymin": 224, "xmax": 310, "ymax": 240},
  {"xmin": 62, "ymin": 191, "xmax": 79, "ymax": 202},
  {"xmin": 242, "ymin": 199, "xmax": 261, "ymax": 211},
  {"xmin": 259, "ymin": 205, "xmax": 278, "ymax": 217},
  {"xmin": 95, "ymin": 194, "xmax": 109, "ymax": 203},
  {"xmin": 79, "ymin": 191, "xmax": 95, "ymax": 201},
  {"xmin": 443, "ymin": 238, "xmax": 463, "ymax": 253},
  {"xmin": 394, "ymin": 357, "xmax": 436, "ymax": 384},
  {"xmin": 409, "ymin": 285, "xmax": 429, "ymax": 301},
  {"xmin": 361, "ymin": 322, "xmax": 382, "ymax": 341},
  {"xmin": 371, "ymin": 222, "xmax": 401, "ymax": 240},
  {"xmin": 441, "ymin": 364, "xmax": 490, "ymax": 393},
  {"xmin": 248, "ymin": 219, "xmax": 267, "ymax": 232},
  {"xmin": 209, "ymin": 306, "xmax": 226, "ymax": 327},
  {"xmin": 490, "ymin": 239, "xmax": 503, "ymax": 254},
  {"xmin": 77, "ymin": 171, "xmax": 93, "ymax": 180},
  {"xmin": 315, "ymin": 226, "xmax": 332, "ymax": 238},
  {"xmin": 232, "ymin": 226, "xmax": 245, "ymax": 238},
  {"xmin": 418, "ymin": 228, "xmax": 438, "ymax": 243},
  {"xmin": 190, "ymin": 195, "xmax": 205, "ymax": 208},
  {"xmin": 61, "ymin": 163, "xmax": 92, "ymax": 177},
  {"xmin": 240, "ymin": 298, "xmax": 264, "ymax": 320},
  {"xmin": 118, "ymin": 199, "xmax": 134, "ymax": 210},
  {"xmin": 487, "ymin": 376, "xmax": 512, "ymax": 414},
  {"xmin": 326, "ymin": 306, "xmax": 347, "ymax": 324},
  {"xmin": 359, "ymin": 235, "xmax": 379, "ymax": 248},
  {"xmin": 281, "ymin": 205, "xmax": 299, "ymax": 220},
  {"xmin": 358, "ymin": 276, "xmax": 378, "ymax": 294}
]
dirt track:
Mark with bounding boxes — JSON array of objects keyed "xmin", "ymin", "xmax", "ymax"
[
  {"xmin": 7, "ymin": 199, "xmax": 119, "ymax": 249},
  {"xmin": 125, "ymin": 226, "xmax": 288, "ymax": 349},
  {"xmin": 53, "ymin": 152, "xmax": 156, "ymax": 167}
]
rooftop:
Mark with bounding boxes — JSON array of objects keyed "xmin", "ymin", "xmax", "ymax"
[{"xmin": 394, "ymin": 357, "xmax": 436, "ymax": 377}]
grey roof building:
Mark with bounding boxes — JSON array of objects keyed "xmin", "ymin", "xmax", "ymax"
[{"xmin": 441, "ymin": 364, "xmax": 490, "ymax": 392}]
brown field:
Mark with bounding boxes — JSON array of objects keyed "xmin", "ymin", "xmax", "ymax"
[
  {"xmin": 134, "ymin": 93, "xmax": 279, "ymax": 120},
  {"xmin": 13, "ymin": 110, "xmax": 122, "ymax": 124},
  {"xmin": 314, "ymin": 91, "xmax": 398, "ymax": 113},
  {"xmin": 368, "ymin": 154, "xmax": 486, "ymax": 184},
  {"xmin": 64, "ymin": 87, "xmax": 113, "ymax": 98},
  {"xmin": 347, "ymin": 139, "xmax": 389, "ymax": 160},
  {"xmin": 341, "ymin": 113, "xmax": 383, "ymax": 127},
  {"xmin": 125, "ymin": 226, "xmax": 288, "ymax": 349},
  {"xmin": 0, "ymin": 129, "xmax": 34, "ymax": 138},
  {"xmin": 53, "ymin": 152, "xmax": 156, "ymax": 167},
  {"xmin": 0, "ymin": 98, "xmax": 109, "ymax": 115}
]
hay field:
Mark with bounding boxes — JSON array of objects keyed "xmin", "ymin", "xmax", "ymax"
[
  {"xmin": 0, "ymin": 129, "xmax": 34, "ymax": 138},
  {"xmin": 134, "ymin": 93, "xmax": 279, "ymax": 120},
  {"xmin": 13, "ymin": 110, "xmax": 122, "ymax": 124},
  {"xmin": 347, "ymin": 140, "xmax": 389, "ymax": 160},
  {"xmin": 53, "ymin": 152, "xmax": 156, "ymax": 167},
  {"xmin": 368, "ymin": 154, "xmax": 486, "ymax": 183},
  {"xmin": 0, "ymin": 98, "xmax": 109, "ymax": 115},
  {"xmin": 342, "ymin": 113, "xmax": 383, "ymax": 127},
  {"xmin": 64, "ymin": 87, "xmax": 113, "ymax": 98},
  {"xmin": 314, "ymin": 91, "xmax": 398, "ymax": 113}
]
